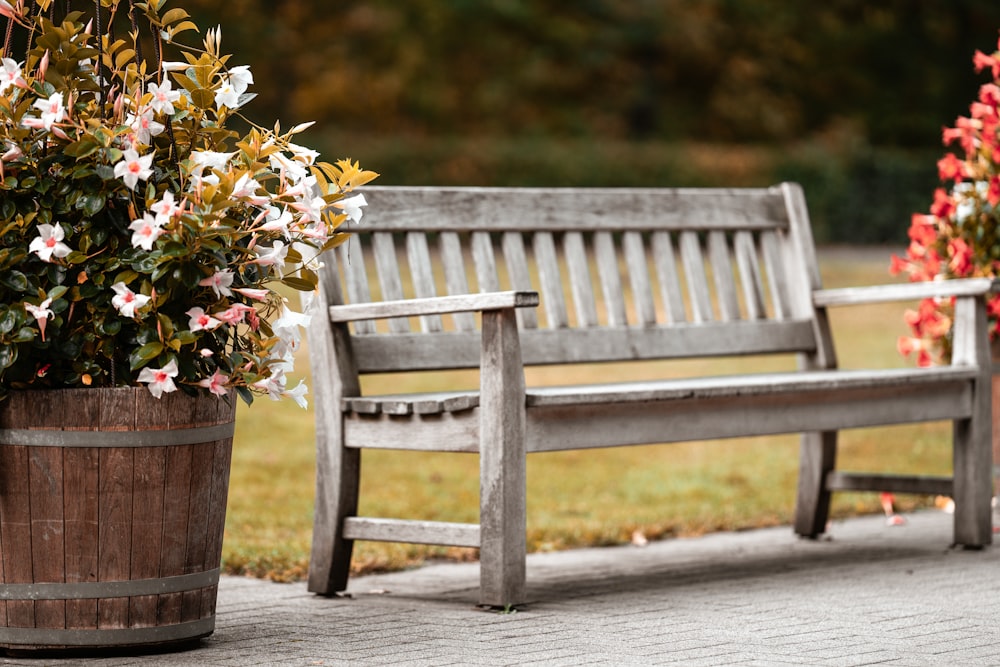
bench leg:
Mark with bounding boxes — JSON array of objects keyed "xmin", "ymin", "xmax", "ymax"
[
  {"xmin": 478, "ymin": 309, "xmax": 527, "ymax": 608},
  {"xmin": 308, "ymin": 439, "xmax": 361, "ymax": 595},
  {"xmin": 952, "ymin": 414, "xmax": 993, "ymax": 548},
  {"xmin": 794, "ymin": 430, "xmax": 837, "ymax": 538}
]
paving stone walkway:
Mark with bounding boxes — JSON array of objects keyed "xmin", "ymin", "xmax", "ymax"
[{"xmin": 2, "ymin": 509, "xmax": 998, "ymax": 666}]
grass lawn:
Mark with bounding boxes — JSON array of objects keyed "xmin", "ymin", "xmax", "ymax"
[{"xmin": 221, "ymin": 245, "xmax": 950, "ymax": 581}]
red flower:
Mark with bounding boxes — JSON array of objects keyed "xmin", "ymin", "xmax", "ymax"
[
  {"xmin": 947, "ymin": 238, "xmax": 974, "ymax": 277},
  {"xmin": 990, "ymin": 176, "xmax": 1000, "ymax": 206},
  {"xmin": 937, "ymin": 153, "xmax": 966, "ymax": 182},
  {"xmin": 930, "ymin": 188, "xmax": 955, "ymax": 219},
  {"xmin": 974, "ymin": 49, "xmax": 1000, "ymax": 79}
]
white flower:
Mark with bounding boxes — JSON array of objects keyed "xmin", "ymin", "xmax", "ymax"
[
  {"xmin": 128, "ymin": 213, "xmax": 164, "ymax": 250},
  {"xmin": 26, "ymin": 92, "xmax": 65, "ymax": 130},
  {"xmin": 334, "ymin": 193, "xmax": 368, "ymax": 224},
  {"xmin": 110, "ymin": 282, "xmax": 150, "ymax": 318},
  {"xmin": 0, "ymin": 58, "xmax": 25, "ymax": 93},
  {"xmin": 228, "ymin": 65, "xmax": 254, "ymax": 94},
  {"xmin": 138, "ymin": 359, "xmax": 179, "ymax": 399},
  {"xmin": 113, "ymin": 149, "xmax": 154, "ymax": 190},
  {"xmin": 214, "ymin": 79, "xmax": 240, "ymax": 110},
  {"xmin": 232, "ymin": 173, "xmax": 269, "ymax": 206},
  {"xmin": 150, "ymin": 191, "xmax": 181, "ymax": 222},
  {"xmin": 127, "ymin": 108, "xmax": 165, "ymax": 145},
  {"xmin": 254, "ymin": 240, "xmax": 288, "ymax": 272},
  {"xmin": 198, "ymin": 270, "xmax": 234, "ymax": 298},
  {"xmin": 189, "ymin": 150, "xmax": 236, "ymax": 175},
  {"xmin": 28, "ymin": 223, "xmax": 72, "ymax": 262},
  {"xmin": 24, "ymin": 298, "xmax": 53, "ymax": 341},
  {"xmin": 283, "ymin": 380, "xmax": 308, "ymax": 409},
  {"xmin": 147, "ymin": 79, "xmax": 181, "ymax": 115},
  {"xmin": 197, "ymin": 370, "xmax": 229, "ymax": 397},
  {"xmin": 287, "ymin": 142, "xmax": 319, "ymax": 165}
]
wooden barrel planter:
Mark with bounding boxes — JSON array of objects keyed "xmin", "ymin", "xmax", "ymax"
[{"xmin": 0, "ymin": 387, "xmax": 236, "ymax": 654}]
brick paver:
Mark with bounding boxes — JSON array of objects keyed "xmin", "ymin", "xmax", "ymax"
[{"xmin": 1, "ymin": 510, "xmax": 998, "ymax": 666}]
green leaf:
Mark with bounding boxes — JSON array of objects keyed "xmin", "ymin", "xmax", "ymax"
[
  {"xmin": 129, "ymin": 341, "xmax": 164, "ymax": 370},
  {"xmin": 1, "ymin": 270, "xmax": 29, "ymax": 292},
  {"xmin": 0, "ymin": 344, "xmax": 15, "ymax": 370},
  {"xmin": 280, "ymin": 276, "xmax": 316, "ymax": 291},
  {"xmin": 76, "ymin": 193, "xmax": 106, "ymax": 217}
]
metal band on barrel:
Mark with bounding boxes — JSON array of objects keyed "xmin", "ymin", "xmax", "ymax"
[
  {"xmin": 0, "ymin": 568, "xmax": 221, "ymax": 600},
  {"xmin": 0, "ymin": 422, "xmax": 235, "ymax": 447},
  {"xmin": 0, "ymin": 617, "xmax": 215, "ymax": 646}
]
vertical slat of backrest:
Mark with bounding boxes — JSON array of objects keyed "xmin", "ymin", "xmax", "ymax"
[
  {"xmin": 502, "ymin": 232, "xmax": 539, "ymax": 329},
  {"xmin": 733, "ymin": 231, "xmax": 767, "ymax": 320},
  {"xmin": 623, "ymin": 232, "xmax": 657, "ymax": 326},
  {"xmin": 593, "ymin": 231, "xmax": 628, "ymax": 327},
  {"xmin": 679, "ymin": 231, "xmax": 714, "ymax": 323},
  {"xmin": 563, "ymin": 231, "xmax": 599, "ymax": 327},
  {"xmin": 707, "ymin": 231, "xmax": 740, "ymax": 322},
  {"xmin": 406, "ymin": 232, "xmax": 443, "ymax": 332},
  {"xmin": 472, "ymin": 231, "xmax": 501, "ymax": 292},
  {"xmin": 439, "ymin": 231, "xmax": 476, "ymax": 332},
  {"xmin": 533, "ymin": 232, "xmax": 569, "ymax": 329},
  {"xmin": 337, "ymin": 237, "xmax": 376, "ymax": 334},
  {"xmin": 760, "ymin": 230, "xmax": 792, "ymax": 320},
  {"xmin": 372, "ymin": 232, "xmax": 410, "ymax": 333},
  {"xmin": 651, "ymin": 232, "xmax": 687, "ymax": 324}
]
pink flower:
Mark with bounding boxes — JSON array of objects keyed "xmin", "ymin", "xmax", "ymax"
[
  {"xmin": 110, "ymin": 282, "xmax": 150, "ymax": 318},
  {"xmin": 233, "ymin": 287, "xmax": 270, "ymax": 301},
  {"xmin": 137, "ymin": 359, "xmax": 179, "ymax": 398},
  {"xmin": 948, "ymin": 238, "xmax": 974, "ymax": 277},
  {"xmin": 186, "ymin": 306, "xmax": 222, "ymax": 332},
  {"xmin": 128, "ymin": 213, "xmax": 165, "ymax": 250},
  {"xmin": 974, "ymin": 49, "xmax": 1000, "ymax": 79},
  {"xmin": 113, "ymin": 148, "xmax": 153, "ymax": 190},
  {"xmin": 197, "ymin": 370, "xmax": 229, "ymax": 397},
  {"xmin": 214, "ymin": 303, "xmax": 254, "ymax": 325}
]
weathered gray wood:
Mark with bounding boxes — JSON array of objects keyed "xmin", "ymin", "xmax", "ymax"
[
  {"xmin": 478, "ymin": 307, "xmax": 527, "ymax": 607},
  {"xmin": 304, "ymin": 262, "xmax": 363, "ymax": 596},
  {"xmin": 329, "ymin": 291, "xmax": 539, "ymax": 323},
  {"xmin": 563, "ymin": 231, "xmax": 599, "ymax": 327},
  {"xmin": 337, "ymin": 239, "xmax": 376, "ymax": 334},
  {"xmin": 760, "ymin": 230, "xmax": 791, "ymax": 319},
  {"xmin": 343, "ymin": 517, "xmax": 480, "ymax": 548},
  {"xmin": 471, "ymin": 232, "xmax": 500, "ymax": 292},
  {"xmin": 372, "ymin": 232, "xmax": 409, "ymax": 334},
  {"xmin": 623, "ymin": 232, "xmax": 657, "ymax": 326},
  {"xmin": 439, "ymin": 232, "xmax": 476, "ymax": 331},
  {"xmin": 708, "ymin": 231, "xmax": 740, "ymax": 321},
  {"xmin": 358, "ymin": 186, "xmax": 792, "ymax": 232},
  {"xmin": 594, "ymin": 232, "xmax": 627, "ymax": 327},
  {"xmin": 733, "ymin": 231, "xmax": 766, "ymax": 320},
  {"xmin": 406, "ymin": 232, "xmax": 443, "ymax": 332},
  {"xmin": 651, "ymin": 232, "xmax": 686, "ymax": 323},
  {"xmin": 533, "ymin": 231, "xmax": 569, "ymax": 329},
  {"xmin": 349, "ymin": 320, "xmax": 819, "ymax": 372},
  {"xmin": 825, "ymin": 472, "xmax": 953, "ymax": 496},
  {"xmin": 679, "ymin": 231, "xmax": 713, "ymax": 323},
  {"xmin": 814, "ymin": 278, "xmax": 996, "ymax": 307},
  {"xmin": 502, "ymin": 232, "xmax": 539, "ymax": 329}
]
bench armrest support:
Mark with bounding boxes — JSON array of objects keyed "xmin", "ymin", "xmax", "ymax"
[
  {"xmin": 812, "ymin": 278, "xmax": 999, "ymax": 308},
  {"xmin": 328, "ymin": 290, "xmax": 539, "ymax": 323}
]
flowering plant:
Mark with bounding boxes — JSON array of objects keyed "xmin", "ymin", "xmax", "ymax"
[
  {"xmin": 0, "ymin": 0, "xmax": 375, "ymax": 404},
  {"xmin": 890, "ymin": 33, "xmax": 1000, "ymax": 366}
]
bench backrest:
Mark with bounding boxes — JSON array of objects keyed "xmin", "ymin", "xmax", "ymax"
[{"xmin": 321, "ymin": 182, "xmax": 827, "ymax": 374}]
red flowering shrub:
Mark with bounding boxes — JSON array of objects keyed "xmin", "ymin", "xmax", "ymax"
[{"xmin": 891, "ymin": 33, "xmax": 1000, "ymax": 365}]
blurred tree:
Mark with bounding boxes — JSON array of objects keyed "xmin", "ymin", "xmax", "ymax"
[{"xmin": 178, "ymin": 0, "xmax": 1000, "ymax": 146}]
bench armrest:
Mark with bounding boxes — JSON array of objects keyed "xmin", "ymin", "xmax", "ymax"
[
  {"xmin": 328, "ymin": 290, "xmax": 539, "ymax": 322},
  {"xmin": 812, "ymin": 278, "xmax": 999, "ymax": 308}
]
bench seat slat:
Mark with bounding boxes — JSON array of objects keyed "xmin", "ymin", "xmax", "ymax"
[
  {"xmin": 523, "ymin": 366, "xmax": 978, "ymax": 407},
  {"xmin": 342, "ymin": 391, "xmax": 479, "ymax": 415},
  {"xmin": 825, "ymin": 472, "xmax": 953, "ymax": 496}
]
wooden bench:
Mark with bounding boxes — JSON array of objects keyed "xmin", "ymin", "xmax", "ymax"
[{"xmin": 304, "ymin": 183, "xmax": 994, "ymax": 608}]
